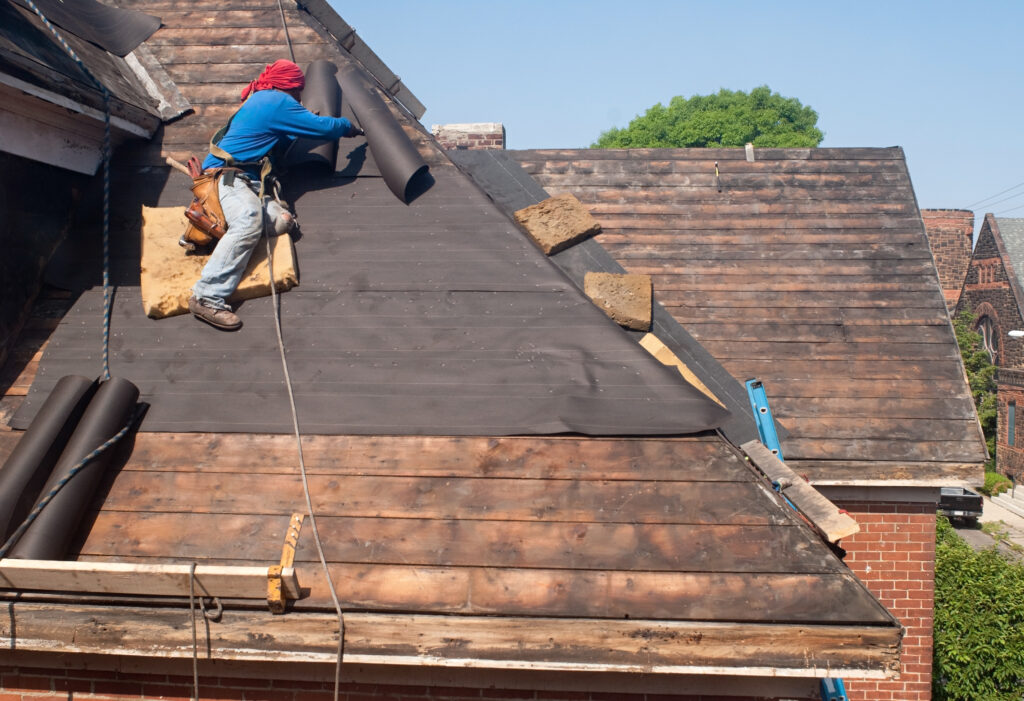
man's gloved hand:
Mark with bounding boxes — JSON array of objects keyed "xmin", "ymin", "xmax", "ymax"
[{"xmin": 349, "ymin": 126, "xmax": 365, "ymax": 138}]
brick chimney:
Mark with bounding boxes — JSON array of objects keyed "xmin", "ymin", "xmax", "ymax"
[
  {"xmin": 431, "ymin": 123, "xmax": 506, "ymax": 150},
  {"xmin": 921, "ymin": 209, "xmax": 974, "ymax": 312}
]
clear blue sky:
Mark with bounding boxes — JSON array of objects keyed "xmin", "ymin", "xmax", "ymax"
[{"xmin": 335, "ymin": 1, "xmax": 1024, "ymax": 232}]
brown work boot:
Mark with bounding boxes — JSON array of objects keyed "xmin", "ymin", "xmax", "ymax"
[{"xmin": 188, "ymin": 296, "xmax": 242, "ymax": 331}]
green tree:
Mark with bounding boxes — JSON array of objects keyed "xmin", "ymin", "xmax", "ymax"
[
  {"xmin": 591, "ymin": 86, "xmax": 824, "ymax": 149},
  {"xmin": 953, "ymin": 307, "xmax": 997, "ymax": 464},
  {"xmin": 933, "ymin": 518, "xmax": 1024, "ymax": 700}
]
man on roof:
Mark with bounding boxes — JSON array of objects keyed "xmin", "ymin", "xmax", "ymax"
[{"xmin": 187, "ymin": 59, "xmax": 362, "ymax": 331}]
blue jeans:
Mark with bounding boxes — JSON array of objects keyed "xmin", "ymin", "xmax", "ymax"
[{"xmin": 192, "ymin": 174, "xmax": 289, "ymax": 310}]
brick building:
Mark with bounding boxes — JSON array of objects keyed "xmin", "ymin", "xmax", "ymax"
[
  {"xmin": 956, "ymin": 215, "xmax": 1024, "ymax": 479},
  {"xmin": 921, "ymin": 209, "xmax": 974, "ymax": 313}
]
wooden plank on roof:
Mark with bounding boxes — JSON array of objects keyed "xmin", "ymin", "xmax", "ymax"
[
  {"xmin": 0, "ymin": 559, "xmax": 299, "ymax": 599},
  {"xmin": 92, "ymin": 474, "xmax": 777, "ymax": 525},
  {"xmin": 0, "ymin": 604, "xmax": 900, "ymax": 676},
  {"xmin": 112, "ymin": 433, "xmax": 735, "ymax": 479},
  {"xmin": 741, "ymin": 440, "xmax": 859, "ymax": 543}
]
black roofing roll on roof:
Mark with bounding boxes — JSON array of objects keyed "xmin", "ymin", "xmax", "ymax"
[{"xmin": 338, "ymin": 62, "xmax": 430, "ymax": 203}]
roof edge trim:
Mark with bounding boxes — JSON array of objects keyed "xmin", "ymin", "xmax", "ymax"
[
  {"xmin": 295, "ymin": 0, "xmax": 426, "ymax": 119},
  {"xmin": 0, "ymin": 72, "xmax": 155, "ymax": 138}
]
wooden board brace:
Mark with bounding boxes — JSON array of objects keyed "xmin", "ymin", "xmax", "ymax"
[
  {"xmin": 268, "ymin": 512, "xmax": 305, "ymax": 614},
  {"xmin": 741, "ymin": 440, "xmax": 860, "ymax": 543},
  {"xmin": 0, "ymin": 559, "xmax": 301, "ymax": 604}
]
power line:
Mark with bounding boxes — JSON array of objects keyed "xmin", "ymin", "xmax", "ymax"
[
  {"xmin": 995, "ymin": 202, "xmax": 1024, "ymax": 216},
  {"xmin": 973, "ymin": 189, "xmax": 1024, "ymax": 212},
  {"xmin": 964, "ymin": 178, "xmax": 1024, "ymax": 208}
]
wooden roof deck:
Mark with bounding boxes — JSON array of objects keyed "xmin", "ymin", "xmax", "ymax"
[
  {"xmin": 511, "ymin": 148, "xmax": 988, "ymax": 486},
  {"xmin": 0, "ymin": 0, "xmax": 900, "ymax": 679}
]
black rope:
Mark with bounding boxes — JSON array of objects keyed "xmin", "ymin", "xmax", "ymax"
[{"xmin": 23, "ymin": 0, "xmax": 114, "ymax": 381}]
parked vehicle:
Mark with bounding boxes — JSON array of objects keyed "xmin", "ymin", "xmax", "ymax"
[{"xmin": 938, "ymin": 487, "xmax": 984, "ymax": 526}]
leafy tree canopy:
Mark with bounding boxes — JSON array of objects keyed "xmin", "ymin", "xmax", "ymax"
[{"xmin": 592, "ymin": 85, "xmax": 824, "ymax": 149}]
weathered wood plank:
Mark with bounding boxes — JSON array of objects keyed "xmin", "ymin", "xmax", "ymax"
[
  {"xmin": 656, "ymin": 289, "xmax": 943, "ymax": 309},
  {"xmin": 611, "ymin": 242, "xmax": 933, "ymax": 262},
  {"xmin": 677, "ymin": 322, "xmax": 952, "ymax": 345},
  {"xmin": 95, "ymin": 474, "xmax": 777, "ymax": 524},
  {"xmin": 790, "ymin": 460, "xmax": 982, "ymax": 486},
  {"xmin": 530, "ymin": 171, "xmax": 907, "ymax": 189},
  {"xmin": 666, "ymin": 306, "xmax": 949, "ymax": 326},
  {"xmin": 711, "ymin": 358, "xmax": 964, "ymax": 381},
  {"xmin": 147, "ymin": 26, "xmax": 321, "ymax": 47},
  {"xmin": 592, "ymin": 214, "xmax": 923, "ymax": 231},
  {"xmin": 735, "ymin": 378, "xmax": 972, "ymax": 401},
  {"xmin": 0, "ymin": 559, "xmax": 299, "ymax": 600},
  {"xmin": 113, "ymin": 433, "xmax": 735, "ymax": 479},
  {"xmin": 149, "ymin": 43, "xmax": 338, "ymax": 68},
  {"xmin": 586, "ymin": 200, "xmax": 917, "ymax": 217},
  {"xmin": 80, "ymin": 511, "xmax": 811, "ymax": 572},
  {"xmin": 563, "ymin": 185, "xmax": 913, "ymax": 205},
  {"xmin": 781, "ymin": 438, "xmax": 987, "ymax": 464},
  {"xmin": 649, "ymin": 275, "xmax": 940, "ymax": 293},
  {"xmin": 153, "ymin": 9, "xmax": 308, "ymax": 30},
  {"xmin": 61, "ymin": 557, "xmax": 891, "ymax": 623},
  {"xmin": 741, "ymin": 441, "xmax": 860, "ymax": 543},
  {"xmin": 770, "ymin": 396, "xmax": 977, "ymax": 420},
  {"xmin": 623, "ymin": 259, "xmax": 937, "ymax": 278},
  {"xmin": 0, "ymin": 604, "xmax": 900, "ymax": 676},
  {"xmin": 702, "ymin": 341, "xmax": 957, "ymax": 361},
  {"xmin": 600, "ymin": 231, "xmax": 927, "ymax": 245}
]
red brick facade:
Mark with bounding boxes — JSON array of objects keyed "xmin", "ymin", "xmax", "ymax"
[
  {"xmin": 835, "ymin": 502, "xmax": 937, "ymax": 701},
  {"xmin": 997, "ymin": 367, "xmax": 1024, "ymax": 481},
  {"xmin": 920, "ymin": 209, "xmax": 973, "ymax": 312},
  {"xmin": 431, "ymin": 123, "xmax": 506, "ymax": 150},
  {"xmin": 957, "ymin": 215, "xmax": 1024, "ymax": 477},
  {"xmin": 0, "ymin": 666, "xmax": 820, "ymax": 701}
]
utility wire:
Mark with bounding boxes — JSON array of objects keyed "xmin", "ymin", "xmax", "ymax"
[{"xmin": 964, "ymin": 179, "xmax": 1024, "ymax": 209}]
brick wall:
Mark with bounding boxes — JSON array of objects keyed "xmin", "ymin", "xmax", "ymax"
[
  {"xmin": 957, "ymin": 221, "xmax": 1024, "ymax": 368},
  {"xmin": 431, "ymin": 123, "xmax": 506, "ymax": 150},
  {"xmin": 921, "ymin": 209, "xmax": 973, "ymax": 312},
  {"xmin": 998, "ymin": 368, "xmax": 1024, "ymax": 481},
  {"xmin": 0, "ymin": 666, "xmax": 820, "ymax": 701},
  {"xmin": 835, "ymin": 502, "xmax": 936, "ymax": 701}
]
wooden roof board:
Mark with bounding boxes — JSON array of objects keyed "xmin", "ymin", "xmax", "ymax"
[
  {"xmin": 0, "ymin": 430, "xmax": 893, "ymax": 628},
  {"xmin": 510, "ymin": 148, "xmax": 987, "ymax": 484},
  {"xmin": 0, "ymin": 1, "xmax": 160, "ymax": 127}
]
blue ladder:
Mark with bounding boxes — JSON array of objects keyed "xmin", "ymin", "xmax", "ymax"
[
  {"xmin": 745, "ymin": 379, "xmax": 850, "ymax": 701},
  {"xmin": 820, "ymin": 677, "xmax": 849, "ymax": 700},
  {"xmin": 745, "ymin": 378, "xmax": 783, "ymax": 459}
]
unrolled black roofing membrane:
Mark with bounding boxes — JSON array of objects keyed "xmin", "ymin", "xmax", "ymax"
[
  {"xmin": 15, "ymin": 0, "xmax": 161, "ymax": 57},
  {"xmin": 9, "ymin": 377, "xmax": 139, "ymax": 560},
  {"xmin": 14, "ymin": 166, "xmax": 729, "ymax": 437}
]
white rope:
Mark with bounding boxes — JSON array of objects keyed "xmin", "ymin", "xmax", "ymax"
[{"xmin": 264, "ymin": 226, "xmax": 346, "ymax": 701}]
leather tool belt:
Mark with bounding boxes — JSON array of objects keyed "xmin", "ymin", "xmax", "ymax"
[{"xmin": 182, "ymin": 167, "xmax": 239, "ymax": 248}]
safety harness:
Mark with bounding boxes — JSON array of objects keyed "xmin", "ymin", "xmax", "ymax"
[{"xmin": 181, "ymin": 106, "xmax": 289, "ymax": 252}]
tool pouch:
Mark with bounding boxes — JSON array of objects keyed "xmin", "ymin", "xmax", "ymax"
[{"xmin": 182, "ymin": 168, "xmax": 228, "ymax": 248}]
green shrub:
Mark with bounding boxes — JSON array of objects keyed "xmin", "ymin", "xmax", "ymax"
[
  {"xmin": 979, "ymin": 471, "xmax": 1013, "ymax": 497},
  {"xmin": 933, "ymin": 517, "xmax": 1024, "ymax": 700}
]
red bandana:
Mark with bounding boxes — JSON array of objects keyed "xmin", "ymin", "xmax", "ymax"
[{"xmin": 240, "ymin": 59, "xmax": 306, "ymax": 102}]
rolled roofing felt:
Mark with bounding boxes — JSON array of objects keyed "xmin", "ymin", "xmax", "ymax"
[
  {"xmin": 9, "ymin": 377, "xmax": 139, "ymax": 561},
  {"xmin": 289, "ymin": 60, "xmax": 343, "ymax": 171},
  {"xmin": 0, "ymin": 375, "xmax": 97, "ymax": 541},
  {"xmin": 338, "ymin": 62, "xmax": 429, "ymax": 203}
]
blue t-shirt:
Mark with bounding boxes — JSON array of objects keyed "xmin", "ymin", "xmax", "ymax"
[{"xmin": 202, "ymin": 89, "xmax": 354, "ymax": 175}]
